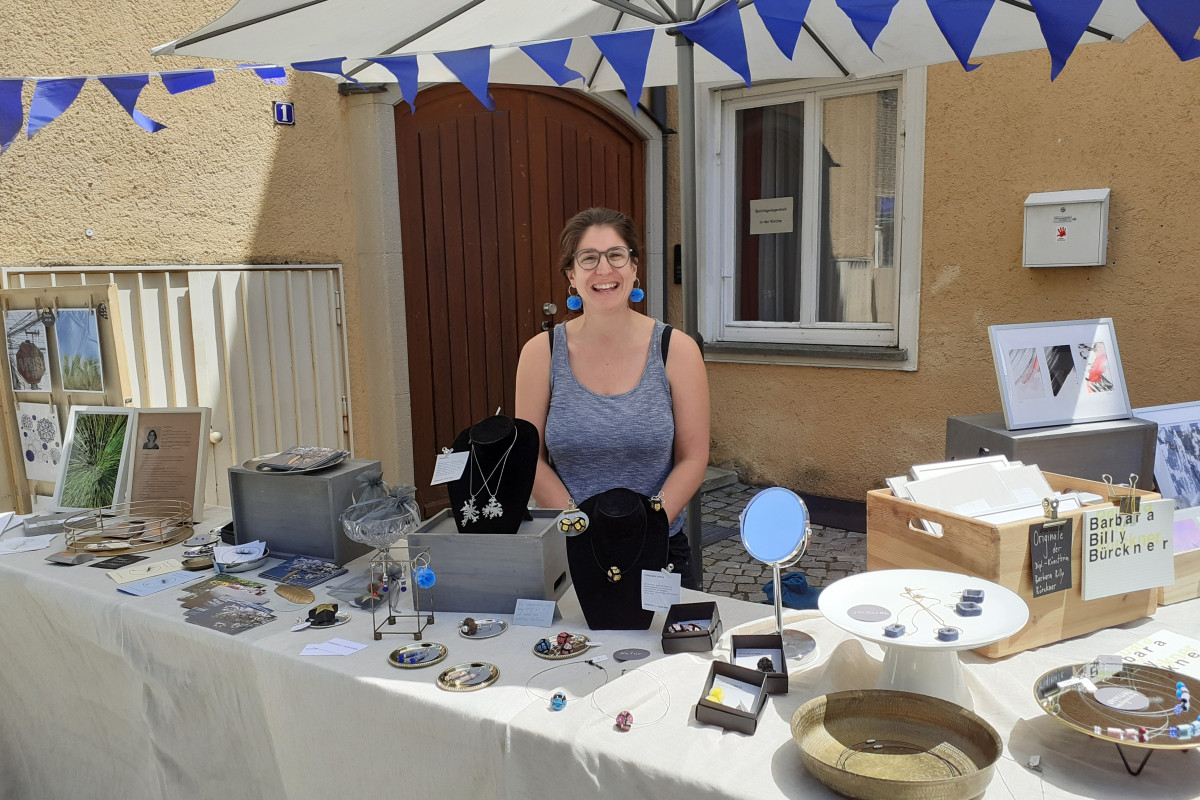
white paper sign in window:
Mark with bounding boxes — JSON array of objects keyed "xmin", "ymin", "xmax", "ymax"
[{"xmin": 748, "ymin": 197, "xmax": 794, "ymax": 235}]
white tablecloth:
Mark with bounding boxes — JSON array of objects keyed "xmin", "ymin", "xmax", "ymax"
[{"xmin": 1, "ymin": 517, "xmax": 1198, "ymax": 799}]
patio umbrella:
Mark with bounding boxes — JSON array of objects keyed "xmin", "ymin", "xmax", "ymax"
[{"xmin": 154, "ymin": 0, "xmax": 1159, "ymax": 579}]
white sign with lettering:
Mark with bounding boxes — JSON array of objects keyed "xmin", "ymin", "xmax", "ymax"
[
  {"xmin": 749, "ymin": 197, "xmax": 795, "ymax": 235},
  {"xmin": 1081, "ymin": 499, "xmax": 1175, "ymax": 601}
]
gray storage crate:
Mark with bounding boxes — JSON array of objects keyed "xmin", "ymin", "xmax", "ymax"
[
  {"xmin": 945, "ymin": 413, "xmax": 1156, "ymax": 485},
  {"xmin": 408, "ymin": 509, "xmax": 570, "ymax": 613},
  {"xmin": 228, "ymin": 458, "xmax": 380, "ymax": 565}
]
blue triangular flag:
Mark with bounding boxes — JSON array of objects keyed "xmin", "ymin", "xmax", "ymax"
[
  {"xmin": 159, "ymin": 70, "xmax": 216, "ymax": 95},
  {"xmin": 520, "ymin": 39, "xmax": 584, "ymax": 86},
  {"xmin": 291, "ymin": 58, "xmax": 359, "ymax": 84},
  {"xmin": 368, "ymin": 56, "xmax": 419, "ymax": 111},
  {"xmin": 1028, "ymin": 0, "xmax": 1103, "ymax": 80},
  {"xmin": 435, "ymin": 46, "xmax": 496, "ymax": 110},
  {"xmin": 591, "ymin": 28, "xmax": 655, "ymax": 114},
  {"xmin": 678, "ymin": 0, "xmax": 752, "ymax": 87},
  {"xmin": 1137, "ymin": 0, "xmax": 1200, "ymax": 61},
  {"xmin": 0, "ymin": 79, "xmax": 23, "ymax": 154},
  {"xmin": 27, "ymin": 78, "xmax": 86, "ymax": 139},
  {"xmin": 835, "ymin": 0, "xmax": 901, "ymax": 51},
  {"xmin": 926, "ymin": 0, "xmax": 995, "ymax": 72},
  {"xmin": 98, "ymin": 75, "xmax": 166, "ymax": 133},
  {"xmin": 754, "ymin": 0, "xmax": 813, "ymax": 60},
  {"xmin": 248, "ymin": 65, "xmax": 288, "ymax": 85}
]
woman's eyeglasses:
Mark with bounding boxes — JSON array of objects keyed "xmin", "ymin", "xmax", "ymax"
[{"xmin": 573, "ymin": 246, "xmax": 633, "ymax": 270}]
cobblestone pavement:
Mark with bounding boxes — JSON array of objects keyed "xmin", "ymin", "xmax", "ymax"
[{"xmin": 699, "ymin": 482, "xmax": 866, "ymax": 603}]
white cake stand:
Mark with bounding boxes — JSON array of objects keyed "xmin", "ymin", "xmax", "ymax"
[{"xmin": 818, "ymin": 568, "xmax": 1029, "ymax": 708}]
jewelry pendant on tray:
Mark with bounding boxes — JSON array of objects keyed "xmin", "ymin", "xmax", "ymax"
[
  {"xmin": 482, "ymin": 496, "xmax": 503, "ymax": 519},
  {"xmin": 460, "ymin": 497, "xmax": 480, "ymax": 525}
]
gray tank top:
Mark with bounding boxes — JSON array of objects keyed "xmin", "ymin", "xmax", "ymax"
[{"xmin": 545, "ymin": 320, "xmax": 681, "ymax": 535}]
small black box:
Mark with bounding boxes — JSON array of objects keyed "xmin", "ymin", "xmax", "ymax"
[
  {"xmin": 694, "ymin": 661, "xmax": 769, "ymax": 735},
  {"xmin": 661, "ymin": 601, "xmax": 722, "ymax": 654},
  {"xmin": 730, "ymin": 633, "xmax": 788, "ymax": 695}
]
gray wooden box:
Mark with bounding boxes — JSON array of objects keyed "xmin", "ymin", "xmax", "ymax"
[
  {"xmin": 227, "ymin": 458, "xmax": 379, "ymax": 565},
  {"xmin": 945, "ymin": 413, "xmax": 1156, "ymax": 484},
  {"xmin": 408, "ymin": 509, "xmax": 570, "ymax": 613}
]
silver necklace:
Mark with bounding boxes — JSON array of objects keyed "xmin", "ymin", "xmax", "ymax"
[{"xmin": 459, "ymin": 428, "xmax": 518, "ymax": 524}]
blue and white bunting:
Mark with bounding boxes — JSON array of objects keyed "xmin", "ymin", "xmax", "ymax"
[
  {"xmin": 754, "ymin": 0, "xmax": 813, "ymax": 60},
  {"xmin": 160, "ymin": 70, "xmax": 217, "ymax": 95},
  {"xmin": 591, "ymin": 28, "xmax": 655, "ymax": 115},
  {"xmin": 520, "ymin": 39, "xmax": 584, "ymax": 86},
  {"xmin": 0, "ymin": 79, "xmax": 23, "ymax": 153},
  {"xmin": 99, "ymin": 75, "xmax": 166, "ymax": 132},
  {"xmin": 1136, "ymin": 0, "xmax": 1200, "ymax": 62},
  {"xmin": 1029, "ymin": 0, "xmax": 1104, "ymax": 80},
  {"xmin": 835, "ymin": 0, "xmax": 902, "ymax": 52},
  {"xmin": 27, "ymin": 78, "xmax": 86, "ymax": 139},
  {"xmin": 368, "ymin": 56, "xmax": 419, "ymax": 111},
  {"xmin": 436, "ymin": 46, "xmax": 496, "ymax": 110},
  {"xmin": 291, "ymin": 58, "xmax": 359, "ymax": 83},
  {"xmin": 926, "ymin": 0, "xmax": 995, "ymax": 72},
  {"xmin": 677, "ymin": 0, "xmax": 752, "ymax": 88}
]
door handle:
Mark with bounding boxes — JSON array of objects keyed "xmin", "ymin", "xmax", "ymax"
[{"xmin": 542, "ymin": 302, "xmax": 558, "ymax": 316}]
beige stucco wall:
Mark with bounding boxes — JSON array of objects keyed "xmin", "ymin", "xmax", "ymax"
[
  {"xmin": 0, "ymin": 1, "xmax": 372, "ymax": 494},
  {"xmin": 709, "ymin": 26, "xmax": 1200, "ymax": 500}
]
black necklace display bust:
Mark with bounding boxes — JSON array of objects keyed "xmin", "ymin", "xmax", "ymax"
[
  {"xmin": 446, "ymin": 415, "xmax": 538, "ymax": 534},
  {"xmin": 567, "ymin": 488, "xmax": 669, "ymax": 630}
]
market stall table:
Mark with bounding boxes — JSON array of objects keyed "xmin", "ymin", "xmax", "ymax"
[{"xmin": 0, "ymin": 515, "xmax": 1198, "ymax": 799}]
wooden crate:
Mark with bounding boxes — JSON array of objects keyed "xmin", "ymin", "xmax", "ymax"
[
  {"xmin": 867, "ymin": 472, "xmax": 1159, "ymax": 658},
  {"xmin": 1158, "ymin": 547, "xmax": 1200, "ymax": 606}
]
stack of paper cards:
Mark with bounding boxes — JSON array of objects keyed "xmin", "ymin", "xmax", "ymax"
[
  {"xmin": 301, "ymin": 638, "xmax": 367, "ymax": 656},
  {"xmin": 184, "ymin": 595, "xmax": 276, "ymax": 636},
  {"xmin": 0, "ymin": 534, "xmax": 57, "ymax": 555}
]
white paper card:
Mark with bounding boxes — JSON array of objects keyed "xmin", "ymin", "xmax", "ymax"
[
  {"xmin": 734, "ymin": 648, "xmax": 780, "ymax": 673},
  {"xmin": 109, "ymin": 559, "xmax": 184, "ymax": 584},
  {"xmin": 512, "ymin": 598, "xmax": 556, "ymax": 628},
  {"xmin": 0, "ymin": 512, "xmax": 15, "ymax": 533},
  {"xmin": 301, "ymin": 638, "xmax": 368, "ymax": 656},
  {"xmin": 1081, "ymin": 499, "xmax": 1175, "ymax": 601},
  {"xmin": 430, "ymin": 451, "xmax": 469, "ymax": 485},
  {"xmin": 641, "ymin": 569, "xmax": 682, "ymax": 612},
  {"xmin": 748, "ymin": 197, "xmax": 794, "ymax": 235},
  {"xmin": 1116, "ymin": 630, "xmax": 1200, "ymax": 680},
  {"xmin": 117, "ymin": 570, "xmax": 193, "ymax": 596},
  {"xmin": 710, "ymin": 675, "xmax": 760, "ymax": 712},
  {"xmin": 0, "ymin": 534, "xmax": 56, "ymax": 555}
]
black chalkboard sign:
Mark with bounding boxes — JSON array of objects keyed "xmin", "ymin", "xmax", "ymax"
[{"xmin": 1030, "ymin": 519, "xmax": 1073, "ymax": 598}]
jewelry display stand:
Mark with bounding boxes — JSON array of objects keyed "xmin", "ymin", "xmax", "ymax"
[
  {"xmin": 446, "ymin": 415, "xmax": 539, "ymax": 534},
  {"xmin": 819, "ymin": 568, "xmax": 1029, "ymax": 708},
  {"xmin": 566, "ymin": 488, "xmax": 669, "ymax": 630}
]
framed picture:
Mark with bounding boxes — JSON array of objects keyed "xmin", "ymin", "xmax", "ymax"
[
  {"xmin": 5, "ymin": 309, "xmax": 52, "ymax": 392},
  {"xmin": 53, "ymin": 406, "xmax": 136, "ymax": 510},
  {"xmin": 127, "ymin": 407, "xmax": 211, "ymax": 517},
  {"xmin": 55, "ymin": 308, "xmax": 105, "ymax": 392},
  {"xmin": 989, "ymin": 318, "xmax": 1132, "ymax": 431},
  {"xmin": 1133, "ymin": 401, "xmax": 1200, "ymax": 520}
]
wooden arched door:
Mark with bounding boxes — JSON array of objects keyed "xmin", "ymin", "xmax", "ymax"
[{"xmin": 396, "ymin": 85, "xmax": 646, "ymax": 514}]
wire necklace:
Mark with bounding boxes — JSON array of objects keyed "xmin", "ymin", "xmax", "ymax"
[
  {"xmin": 523, "ymin": 658, "xmax": 610, "ymax": 710},
  {"xmin": 590, "ymin": 667, "xmax": 671, "ymax": 729},
  {"xmin": 589, "ymin": 513, "xmax": 647, "ymax": 584},
  {"xmin": 459, "ymin": 427, "xmax": 518, "ymax": 524}
]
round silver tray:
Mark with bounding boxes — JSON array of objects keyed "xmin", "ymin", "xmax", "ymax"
[
  {"xmin": 241, "ymin": 451, "xmax": 349, "ymax": 474},
  {"xmin": 301, "ymin": 610, "xmax": 351, "ymax": 630},
  {"xmin": 533, "ymin": 633, "xmax": 591, "ymax": 660},
  {"xmin": 459, "ymin": 619, "xmax": 508, "ymax": 639},
  {"xmin": 437, "ymin": 662, "xmax": 500, "ymax": 692},
  {"xmin": 389, "ymin": 642, "xmax": 449, "ymax": 669}
]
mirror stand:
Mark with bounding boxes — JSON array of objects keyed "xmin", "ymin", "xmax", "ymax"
[{"xmin": 770, "ymin": 561, "xmax": 818, "ymax": 660}]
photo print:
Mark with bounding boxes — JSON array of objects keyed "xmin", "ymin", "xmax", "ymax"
[
  {"xmin": 1078, "ymin": 342, "xmax": 1114, "ymax": 393},
  {"xmin": 56, "ymin": 308, "xmax": 104, "ymax": 392},
  {"xmin": 17, "ymin": 402, "xmax": 62, "ymax": 483},
  {"xmin": 1159, "ymin": 421, "xmax": 1200, "ymax": 508},
  {"xmin": 5, "ymin": 310, "xmax": 52, "ymax": 392},
  {"xmin": 1005, "ymin": 347, "xmax": 1045, "ymax": 400},
  {"xmin": 56, "ymin": 408, "xmax": 133, "ymax": 509},
  {"xmin": 1042, "ymin": 344, "xmax": 1077, "ymax": 397}
]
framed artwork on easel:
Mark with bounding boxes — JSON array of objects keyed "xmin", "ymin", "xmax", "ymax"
[{"xmin": 52, "ymin": 406, "xmax": 136, "ymax": 510}]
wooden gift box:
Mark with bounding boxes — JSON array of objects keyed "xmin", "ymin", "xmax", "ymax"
[
  {"xmin": 407, "ymin": 509, "xmax": 569, "ymax": 613},
  {"xmin": 867, "ymin": 472, "xmax": 1159, "ymax": 658},
  {"xmin": 1158, "ymin": 546, "xmax": 1200, "ymax": 606}
]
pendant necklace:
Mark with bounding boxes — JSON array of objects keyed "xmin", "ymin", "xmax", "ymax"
[
  {"xmin": 459, "ymin": 427, "xmax": 518, "ymax": 524},
  {"xmin": 589, "ymin": 513, "xmax": 648, "ymax": 584}
]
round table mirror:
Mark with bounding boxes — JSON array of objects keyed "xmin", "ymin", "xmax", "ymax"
[{"xmin": 740, "ymin": 487, "xmax": 815, "ymax": 660}]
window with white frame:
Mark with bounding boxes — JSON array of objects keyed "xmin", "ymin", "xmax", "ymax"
[{"xmin": 702, "ymin": 72, "xmax": 924, "ymax": 363}]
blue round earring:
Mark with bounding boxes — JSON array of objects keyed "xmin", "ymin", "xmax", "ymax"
[
  {"xmin": 566, "ymin": 286, "xmax": 583, "ymax": 311},
  {"xmin": 628, "ymin": 279, "xmax": 645, "ymax": 303}
]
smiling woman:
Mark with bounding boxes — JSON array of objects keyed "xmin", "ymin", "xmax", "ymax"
[{"xmin": 515, "ymin": 208, "xmax": 710, "ymax": 588}]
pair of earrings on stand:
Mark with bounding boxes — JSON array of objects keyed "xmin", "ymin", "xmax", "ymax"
[{"xmin": 565, "ymin": 280, "xmax": 644, "ymax": 311}]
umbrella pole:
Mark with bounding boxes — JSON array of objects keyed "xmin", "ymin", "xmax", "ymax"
[{"xmin": 675, "ymin": 0, "xmax": 703, "ymax": 590}]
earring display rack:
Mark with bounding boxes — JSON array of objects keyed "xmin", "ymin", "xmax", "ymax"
[{"xmin": 368, "ymin": 543, "xmax": 434, "ymax": 641}]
